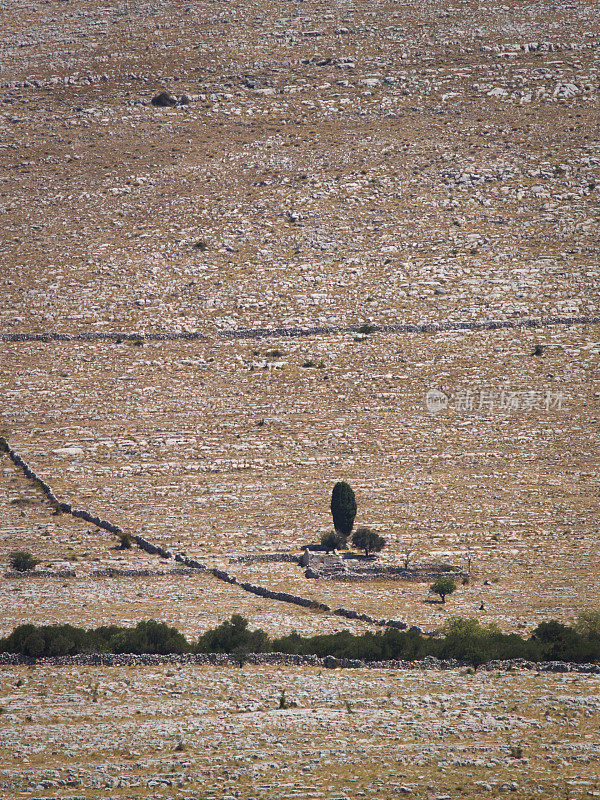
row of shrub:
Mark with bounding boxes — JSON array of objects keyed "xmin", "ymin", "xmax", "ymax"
[
  {"xmin": 2, "ymin": 614, "xmax": 600, "ymax": 665},
  {"xmin": 270, "ymin": 617, "xmax": 600, "ymax": 666}
]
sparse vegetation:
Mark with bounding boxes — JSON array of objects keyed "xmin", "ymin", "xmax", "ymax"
[
  {"xmin": 9, "ymin": 551, "xmax": 40, "ymax": 572},
  {"xmin": 508, "ymin": 744, "xmax": 524, "ymax": 759},
  {"xmin": 357, "ymin": 323, "xmax": 377, "ymax": 335}
]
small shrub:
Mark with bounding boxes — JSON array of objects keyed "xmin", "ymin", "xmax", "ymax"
[
  {"xmin": 321, "ymin": 530, "xmax": 347, "ymax": 552},
  {"xmin": 508, "ymin": 744, "xmax": 523, "ymax": 759},
  {"xmin": 277, "ymin": 689, "xmax": 297, "ymax": 709},
  {"xmin": 575, "ymin": 611, "xmax": 600, "ymax": 640},
  {"xmin": 352, "ymin": 527, "xmax": 385, "ymax": 557},
  {"xmin": 118, "ymin": 533, "xmax": 132, "ymax": 550},
  {"xmin": 9, "ymin": 551, "xmax": 40, "ymax": 572},
  {"xmin": 430, "ymin": 577, "xmax": 457, "ymax": 603},
  {"xmin": 357, "ymin": 323, "xmax": 376, "ymax": 335}
]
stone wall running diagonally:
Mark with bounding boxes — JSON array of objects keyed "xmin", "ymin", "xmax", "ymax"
[
  {"xmin": 0, "ymin": 438, "xmax": 413, "ymax": 632},
  {"xmin": 0, "ymin": 314, "xmax": 599, "ymax": 344}
]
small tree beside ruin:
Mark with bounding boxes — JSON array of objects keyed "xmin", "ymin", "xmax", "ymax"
[
  {"xmin": 321, "ymin": 530, "xmax": 348, "ymax": 552},
  {"xmin": 351, "ymin": 527, "xmax": 385, "ymax": 557}
]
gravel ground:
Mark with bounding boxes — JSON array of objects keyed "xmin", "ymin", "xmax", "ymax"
[{"xmin": 1, "ymin": 663, "xmax": 599, "ymax": 800}]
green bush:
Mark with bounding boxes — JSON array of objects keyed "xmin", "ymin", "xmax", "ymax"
[
  {"xmin": 196, "ymin": 614, "xmax": 268, "ymax": 655},
  {"xmin": 430, "ymin": 576, "xmax": 457, "ymax": 603},
  {"xmin": 575, "ymin": 611, "xmax": 600, "ymax": 641},
  {"xmin": 0, "ymin": 623, "xmax": 88, "ymax": 657},
  {"xmin": 9, "ymin": 551, "xmax": 40, "ymax": 572},
  {"xmin": 1, "ymin": 615, "xmax": 599, "ymax": 666},
  {"xmin": 330, "ymin": 481, "xmax": 357, "ymax": 536},
  {"xmin": 321, "ymin": 530, "xmax": 347, "ymax": 552},
  {"xmin": 357, "ymin": 323, "xmax": 376, "ymax": 335},
  {"xmin": 109, "ymin": 620, "xmax": 190, "ymax": 654},
  {"xmin": 351, "ymin": 527, "xmax": 385, "ymax": 557},
  {"xmin": 530, "ymin": 620, "xmax": 597, "ymax": 663}
]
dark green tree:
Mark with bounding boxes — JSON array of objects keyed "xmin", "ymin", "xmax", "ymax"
[
  {"xmin": 330, "ymin": 481, "xmax": 357, "ymax": 536},
  {"xmin": 430, "ymin": 576, "xmax": 457, "ymax": 603},
  {"xmin": 351, "ymin": 527, "xmax": 385, "ymax": 557},
  {"xmin": 196, "ymin": 615, "xmax": 268, "ymax": 655},
  {"xmin": 321, "ymin": 530, "xmax": 348, "ymax": 552},
  {"xmin": 9, "ymin": 551, "xmax": 40, "ymax": 572}
]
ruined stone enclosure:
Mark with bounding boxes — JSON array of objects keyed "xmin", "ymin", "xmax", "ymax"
[{"xmin": 1, "ymin": 0, "xmax": 599, "ymax": 797}]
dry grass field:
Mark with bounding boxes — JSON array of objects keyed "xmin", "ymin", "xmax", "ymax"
[{"xmin": 1, "ymin": 0, "xmax": 599, "ymax": 796}]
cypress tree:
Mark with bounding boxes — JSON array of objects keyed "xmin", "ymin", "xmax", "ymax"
[{"xmin": 330, "ymin": 481, "xmax": 357, "ymax": 536}]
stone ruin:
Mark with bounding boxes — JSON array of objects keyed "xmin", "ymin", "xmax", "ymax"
[{"xmin": 301, "ymin": 547, "xmax": 467, "ymax": 583}]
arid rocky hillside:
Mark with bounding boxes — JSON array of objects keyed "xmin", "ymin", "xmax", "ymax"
[{"xmin": 0, "ymin": 1, "xmax": 599, "ymax": 797}]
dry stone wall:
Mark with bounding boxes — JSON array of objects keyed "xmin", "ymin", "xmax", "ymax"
[
  {"xmin": 4, "ymin": 569, "xmax": 76, "ymax": 579},
  {"xmin": 0, "ymin": 650, "xmax": 598, "ymax": 673},
  {"xmin": 1, "ymin": 313, "xmax": 599, "ymax": 344}
]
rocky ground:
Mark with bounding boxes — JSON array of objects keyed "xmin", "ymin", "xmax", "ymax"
[
  {"xmin": 1, "ymin": 0, "xmax": 599, "ymax": 797},
  {"xmin": 1, "ymin": 663, "xmax": 600, "ymax": 800},
  {"xmin": 1, "ymin": 322, "xmax": 598, "ymax": 637},
  {"xmin": 1, "ymin": 0, "xmax": 598, "ymax": 335}
]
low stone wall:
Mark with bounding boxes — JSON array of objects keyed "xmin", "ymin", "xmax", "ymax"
[
  {"xmin": 307, "ymin": 567, "xmax": 467, "ymax": 582},
  {"xmin": 1, "ymin": 314, "xmax": 598, "ymax": 343},
  {"xmin": 90, "ymin": 567, "xmax": 205, "ymax": 578},
  {"xmin": 229, "ymin": 553, "xmax": 302, "ymax": 565},
  {"xmin": 304, "ymin": 548, "xmax": 467, "ymax": 582},
  {"xmin": 0, "ymin": 651, "xmax": 598, "ymax": 673},
  {"xmin": 4, "ymin": 569, "xmax": 76, "ymax": 579}
]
